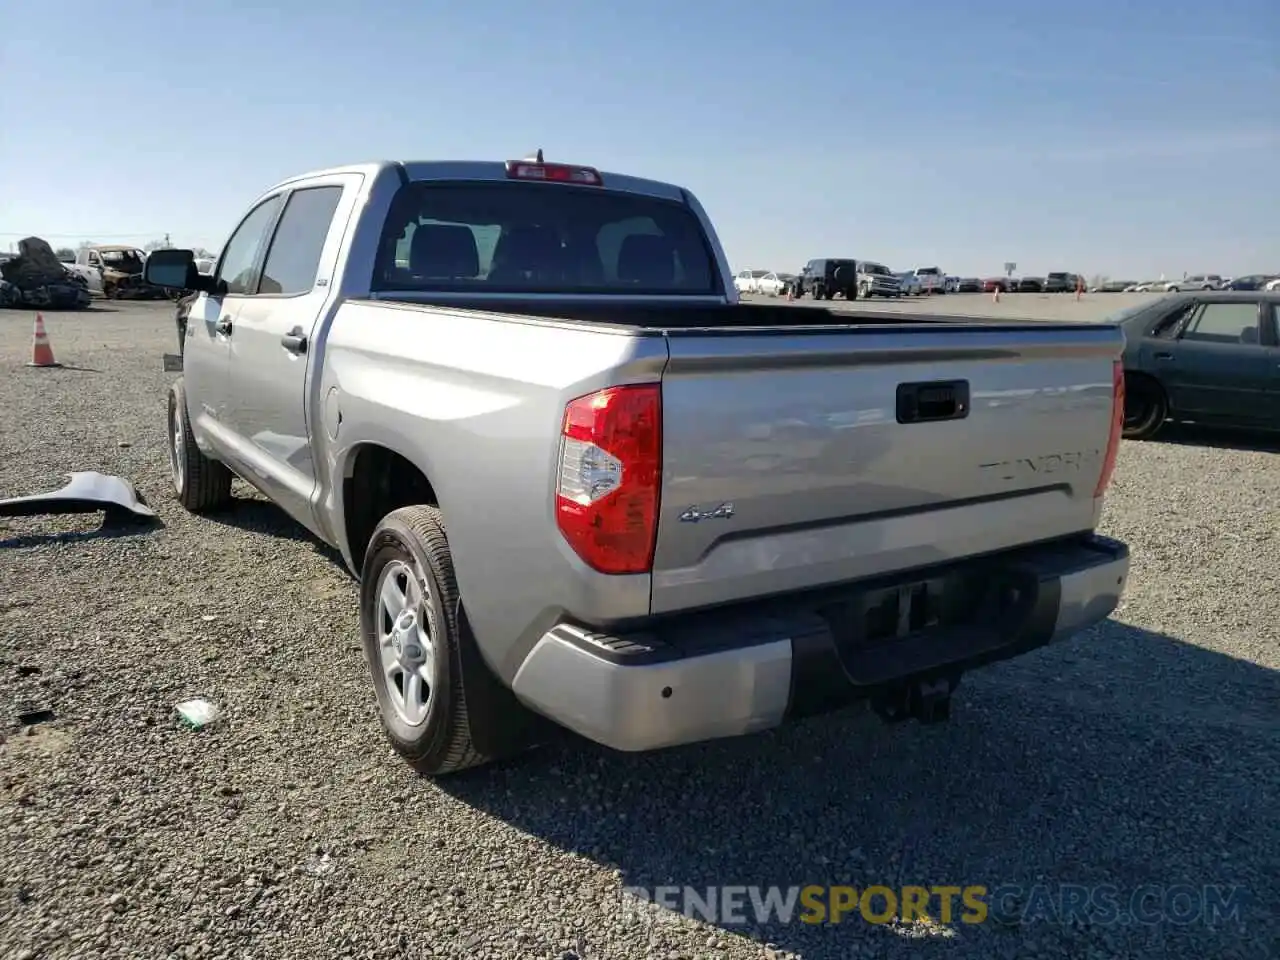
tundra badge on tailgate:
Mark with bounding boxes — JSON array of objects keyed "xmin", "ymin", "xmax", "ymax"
[
  {"xmin": 679, "ymin": 502, "xmax": 735, "ymax": 523},
  {"xmin": 979, "ymin": 450, "xmax": 1101, "ymax": 481}
]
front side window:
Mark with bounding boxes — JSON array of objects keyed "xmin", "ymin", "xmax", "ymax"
[
  {"xmin": 217, "ymin": 195, "xmax": 284, "ymax": 296},
  {"xmin": 375, "ymin": 181, "xmax": 718, "ymax": 296}
]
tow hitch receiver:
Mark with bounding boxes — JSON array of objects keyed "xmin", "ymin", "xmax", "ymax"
[{"xmin": 871, "ymin": 677, "xmax": 954, "ymax": 725}]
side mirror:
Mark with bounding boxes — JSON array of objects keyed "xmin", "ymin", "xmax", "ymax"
[{"xmin": 145, "ymin": 248, "xmax": 216, "ymax": 293}]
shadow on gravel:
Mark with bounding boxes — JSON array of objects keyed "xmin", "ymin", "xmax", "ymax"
[
  {"xmin": 14, "ymin": 363, "xmax": 103, "ymax": 374},
  {"xmin": 204, "ymin": 495, "xmax": 345, "ymax": 566},
  {"xmin": 1146, "ymin": 423, "xmax": 1280, "ymax": 454},
  {"xmin": 438, "ymin": 619, "xmax": 1276, "ymax": 959},
  {"xmin": 0, "ymin": 515, "xmax": 164, "ymax": 549}
]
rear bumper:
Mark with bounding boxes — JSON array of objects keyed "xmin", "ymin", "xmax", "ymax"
[{"xmin": 510, "ymin": 534, "xmax": 1129, "ymax": 752}]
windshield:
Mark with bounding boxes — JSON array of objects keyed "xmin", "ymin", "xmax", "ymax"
[
  {"xmin": 374, "ymin": 181, "xmax": 719, "ymax": 296},
  {"xmin": 863, "ymin": 263, "xmax": 890, "ymax": 275}
]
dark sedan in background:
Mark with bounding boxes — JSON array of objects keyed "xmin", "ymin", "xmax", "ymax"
[
  {"xmin": 1113, "ymin": 291, "xmax": 1280, "ymax": 439},
  {"xmin": 1224, "ymin": 274, "xmax": 1279, "ymax": 291}
]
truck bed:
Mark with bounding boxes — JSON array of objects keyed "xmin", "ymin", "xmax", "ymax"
[
  {"xmin": 334, "ymin": 296, "xmax": 1122, "ymax": 626},
  {"xmin": 367, "ymin": 295, "xmax": 1097, "ymax": 332}
]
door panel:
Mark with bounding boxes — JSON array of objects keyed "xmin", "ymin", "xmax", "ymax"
[
  {"xmin": 221, "ymin": 176, "xmax": 360, "ymax": 528},
  {"xmin": 182, "ymin": 194, "xmax": 285, "ymax": 453},
  {"xmin": 1159, "ymin": 301, "xmax": 1271, "ymax": 423}
]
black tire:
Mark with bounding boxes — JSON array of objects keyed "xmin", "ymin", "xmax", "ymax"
[
  {"xmin": 360, "ymin": 505, "xmax": 490, "ymax": 776},
  {"xmin": 1122, "ymin": 375, "xmax": 1168, "ymax": 440},
  {"xmin": 167, "ymin": 378, "xmax": 233, "ymax": 512}
]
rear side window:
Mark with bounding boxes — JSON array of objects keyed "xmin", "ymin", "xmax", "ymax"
[
  {"xmin": 374, "ymin": 181, "xmax": 718, "ymax": 296},
  {"xmin": 1148, "ymin": 303, "xmax": 1193, "ymax": 338},
  {"xmin": 259, "ymin": 186, "xmax": 344, "ymax": 295},
  {"xmin": 1181, "ymin": 302, "xmax": 1260, "ymax": 344}
]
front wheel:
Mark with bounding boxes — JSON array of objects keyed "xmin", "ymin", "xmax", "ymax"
[
  {"xmin": 168, "ymin": 379, "xmax": 233, "ymax": 512},
  {"xmin": 360, "ymin": 505, "xmax": 491, "ymax": 776}
]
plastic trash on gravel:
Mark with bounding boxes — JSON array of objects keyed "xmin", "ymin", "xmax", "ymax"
[{"xmin": 175, "ymin": 698, "xmax": 220, "ymax": 730}]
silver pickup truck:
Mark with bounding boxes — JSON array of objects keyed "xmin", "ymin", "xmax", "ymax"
[{"xmin": 145, "ymin": 154, "xmax": 1130, "ymax": 777}]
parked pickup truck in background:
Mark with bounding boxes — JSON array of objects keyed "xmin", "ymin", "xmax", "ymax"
[
  {"xmin": 913, "ymin": 266, "xmax": 947, "ymax": 293},
  {"xmin": 145, "ymin": 153, "xmax": 1131, "ymax": 776},
  {"xmin": 854, "ymin": 260, "xmax": 901, "ymax": 299}
]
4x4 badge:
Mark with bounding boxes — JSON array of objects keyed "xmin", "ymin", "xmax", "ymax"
[{"xmin": 679, "ymin": 502, "xmax": 735, "ymax": 523}]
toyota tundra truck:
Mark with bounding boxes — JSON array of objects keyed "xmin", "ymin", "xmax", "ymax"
[{"xmin": 145, "ymin": 154, "xmax": 1130, "ymax": 777}]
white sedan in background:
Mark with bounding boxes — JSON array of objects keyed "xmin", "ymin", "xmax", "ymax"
[
  {"xmin": 754, "ymin": 271, "xmax": 791, "ymax": 296},
  {"xmin": 733, "ymin": 269, "xmax": 771, "ymax": 294}
]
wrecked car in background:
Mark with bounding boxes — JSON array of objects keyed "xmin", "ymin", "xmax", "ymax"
[
  {"xmin": 73, "ymin": 244, "xmax": 165, "ymax": 299},
  {"xmin": 0, "ymin": 237, "xmax": 92, "ymax": 310}
]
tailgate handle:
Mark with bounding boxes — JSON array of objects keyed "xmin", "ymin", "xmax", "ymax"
[{"xmin": 896, "ymin": 380, "xmax": 970, "ymax": 424}]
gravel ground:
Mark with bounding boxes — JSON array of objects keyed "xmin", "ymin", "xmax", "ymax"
[{"xmin": 1, "ymin": 302, "xmax": 1277, "ymax": 960}]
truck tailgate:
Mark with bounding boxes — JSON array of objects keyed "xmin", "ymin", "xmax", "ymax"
[{"xmin": 650, "ymin": 323, "xmax": 1123, "ymax": 614}]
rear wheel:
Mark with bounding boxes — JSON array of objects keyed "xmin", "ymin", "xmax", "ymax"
[
  {"xmin": 1122, "ymin": 375, "xmax": 1168, "ymax": 440},
  {"xmin": 167, "ymin": 378, "xmax": 233, "ymax": 512},
  {"xmin": 360, "ymin": 505, "xmax": 491, "ymax": 776}
]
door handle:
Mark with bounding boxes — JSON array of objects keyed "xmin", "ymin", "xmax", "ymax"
[
  {"xmin": 1153, "ymin": 352, "xmax": 1174, "ymax": 361},
  {"xmin": 215, "ymin": 317, "xmax": 233, "ymax": 336},
  {"xmin": 281, "ymin": 327, "xmax": 308, "ymax": 355}
]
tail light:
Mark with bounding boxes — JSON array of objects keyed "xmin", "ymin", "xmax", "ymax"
[
  {"xmin": 556, "ymin": 384, "xmax": 662, "ymax": 574},
  {"xmin": 1094, "ymin": 361, "xmax": 1125, "ymax": 498}
]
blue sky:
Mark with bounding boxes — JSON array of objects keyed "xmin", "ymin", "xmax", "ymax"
[{"xmin": 2, "ymin": 0, "xmax": 1276, "ymax": 280}]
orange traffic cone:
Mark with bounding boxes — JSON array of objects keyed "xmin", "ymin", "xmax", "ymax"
[
  {"xmin": 27, "ymin": 313, "xmax": 62, "ymax": 368},
  {"xmin": 1075, "ymin": 278, "xmax": 1084, "ymax": 301}
]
